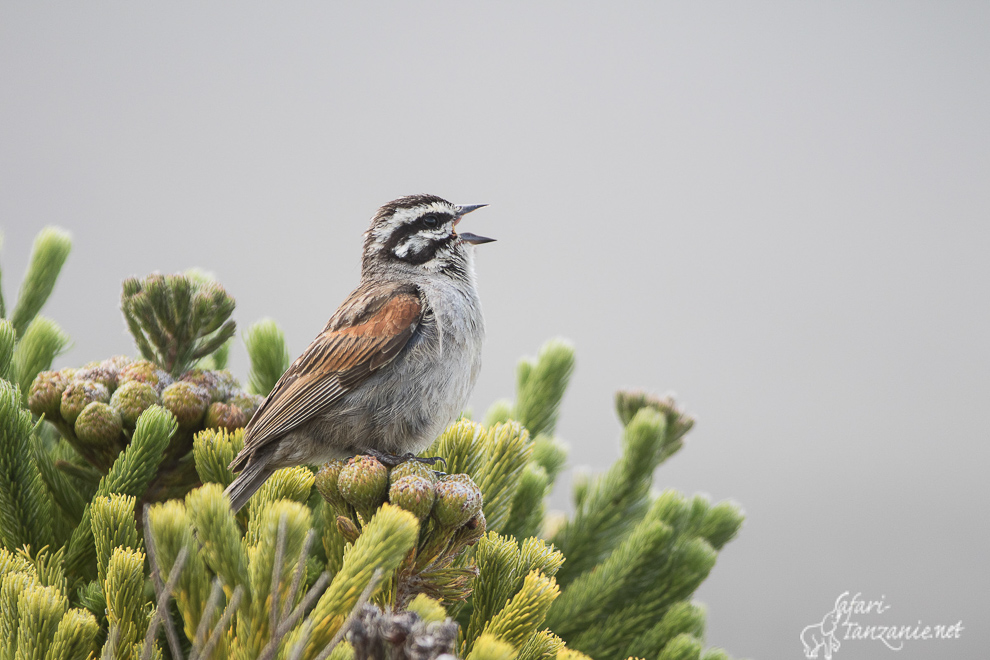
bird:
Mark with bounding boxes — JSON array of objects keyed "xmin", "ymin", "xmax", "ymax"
[{"xmin": 224, "ymin": 194, "xmax": 494, "ymax": 511}]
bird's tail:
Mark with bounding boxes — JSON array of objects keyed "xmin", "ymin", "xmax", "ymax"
[{"xmin": 224, "ymin": 459, "xmax": 275, "ymax": 512}]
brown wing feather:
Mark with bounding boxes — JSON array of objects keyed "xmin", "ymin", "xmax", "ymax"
[{"xmin": 231, "ymin": 282, "xmax": 423, "ymax": 469}]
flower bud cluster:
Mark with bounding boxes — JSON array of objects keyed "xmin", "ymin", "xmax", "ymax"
[
  {"xmin": 319, "ymin": 456, "xmax": 482, "ymax": 530},
  {"xmin": 29, "ymin": 355, "xmax": 261, "ymax": 468},
  {"xmin": 317, "ymin": 455, "xmax": 486, "ymax": 605}
]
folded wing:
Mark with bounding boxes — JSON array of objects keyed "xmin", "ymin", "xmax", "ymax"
[{"xmin": 230, "ymin": 281, "xmax": 423, "ymax": 470}]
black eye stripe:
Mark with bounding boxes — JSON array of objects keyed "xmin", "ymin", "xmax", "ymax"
[
  {"xmin": 420, "ymin": 212, "xmax": 453, "ymax": 229},
  {"xmin": 381, "ymin": 212, "xmax": 454, "ymax": 254},
  {"xmin": 395, "ymin": 233, "xmax": 459, "ymax": 265}
]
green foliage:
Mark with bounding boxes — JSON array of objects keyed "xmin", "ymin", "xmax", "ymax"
[
  {"xmin": 465, "ymin": 536, "xmax": 565, "ymax": 659},
  {"xmin": 0, "ymin": 380, "xmax": 54, "ymax": 552},
  {"xmin": 145, "ymin": 500, "xmax": 213, "ymax": 643},
  {"xmin": 97, "ymin": 406, "xmax": 178, "ymax": 496},
  {"xmin": 197, "ymin": 338, "xmax": 232, "ymax": 372},
  {"xmin": 121, "ymin": 273, "xmax": 236, "ymax": 377},
  {"xmin": 546, "ymin": 507, "xmax": 676, "ymax": 640},
  {"xmin": 296, "ymin": 504, "xmax": 419, "ymax": 656},
  {"xmin": 48, "ymin": 607, "xmax": 101, "ymax": 660},
  {"xmin": 0, "ymin": 321, "xmax": 14, "ymax": 382},
  {"xmin": 0, "ymin": 246, "xmax": 745, "ymax": 660},
  {"xmin": 8, "ymin": 228, "xmax": 72, "ymax": 338},
  {"xmin": 623, "ymin": 602, "xmax": 707, "ymax": 660},
  {"xmin": 551, "ymin": 403, "xmax": 687, "ymax": 587},
  {"xmin": 31, "ymin": 353, "xmax": 261, "ymax": 503},
  {"xmin": 501, "ymin": 463, "xmax": 548, "ymax": 541},
  {"xmin": 0, "ymin": 234, "xmax": 4, "ymax": 320},
  {"xmin": 193, "ymin": 427, "xmax": 244, "ymax": 488},
  {"xmin": 0, "ymin": 227, "xmax": 71, "ymax": 395},
  {"xmin": 502, "ymin": 339, "xmax": 575, "ymax": 439},
  {"xmin": 15, "ymin": 582, "xmax": 68, "ymax": 660},
  {"xmin": 90, "ymin": 494, "xmax": 141, "ymax": 585},
  {"xmin": 530, "ymin": 434, "xmax": 567, "ymax": 483},
  {"xmin": 465, "ymin": 533, "xmax": 563, "ymax": 653},
  {"xmin": 0, "ymin": 548, "xmax": 99, "ymax": 660},
  {"xmin": 183, "ymin": 484, "xmax": 250, "ymax": 591},
  {"xmin": 482, "ymin": 571, "xmax": 559, "ymax": 650},
  {"xmin": 482, "ymin": 399, "xmax": 513, "ymax": 428},
  {"xmin": 63, "ymin": 405, "xmax": 177, "ymax": 580},
  {"xmin": 425, "ymin": 421, "xmax": 533, "ymax": 535},
  {"xmin": 658, "ymin": 633, "xmax": 704, "ymax": 660},
  {"xmin": 11, "ymin": 316, "xmax": 69, "ymax": 402},
  {"xmin": 407, "ymin": 594, "xmax": 449, "ymax": 624},
  {"xmin": 518, "ymin": 629, "xmax": 565, "ymax": 660},
  {"xmin": 544, "ymin": 486, "xmax": 737, "ymax": 660},
  {"xmin": 515, "ymin": 339, "xmax": 575, "ymax": 437},
  {"xmin": 243, "ymin": 318, "xmax": 290, "ymax": 397},
  {"xmin": 103, "ymin": 546, "xmax": 147, "ymax": 659},
  {"xmin": 32, "ymin": 437, "xmax": 90, "ymax": 532},
  {"xmin": 467, "ymin": 634, "xmax": 518, "ymax": 660}
]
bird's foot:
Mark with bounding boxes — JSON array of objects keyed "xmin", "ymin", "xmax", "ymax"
[{"xmin": 363, "ymin": 449, "xmax": 447, "ymax": 469}]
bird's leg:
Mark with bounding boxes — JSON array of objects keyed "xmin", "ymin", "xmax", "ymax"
[{"xmin": 362, "ymin": 449, "xmax": 447, "ymax": 469}]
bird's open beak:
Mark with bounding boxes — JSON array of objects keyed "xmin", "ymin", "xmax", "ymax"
[
  {"xmin": 454, "ymin": 203, "xmax": 495, "ymax": 245},
  {"xmin": 459, "ymin": 232, "xmax": 496, "ymax": 245},
  {"xmin": 455, "ymin": 204, "xmax": 488, "ymax": 216}
]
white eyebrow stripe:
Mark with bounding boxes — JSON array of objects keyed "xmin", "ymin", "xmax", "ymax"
[{"xmin": 371, "ymin": 202, "xmax": 457, "ymax": 243}]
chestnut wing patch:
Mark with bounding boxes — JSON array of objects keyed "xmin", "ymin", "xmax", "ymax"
[{"xmin": 233, "ymin": 284, "xmax": 423, "ymax": 466}]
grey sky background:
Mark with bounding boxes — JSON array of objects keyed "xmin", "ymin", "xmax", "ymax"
[{"xmin": 2, "ymin": 3, "xmax": 987, "ymax": 658}]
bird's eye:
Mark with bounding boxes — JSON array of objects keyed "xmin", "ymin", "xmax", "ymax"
[{"xmin": 421, "ymin": 214, "xmax": 440, "ymax": 229}]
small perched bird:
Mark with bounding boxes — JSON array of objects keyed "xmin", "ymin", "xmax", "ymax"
[{"xmin": 225, "ymin": 195, "xmax": 494, "ymax": 511}]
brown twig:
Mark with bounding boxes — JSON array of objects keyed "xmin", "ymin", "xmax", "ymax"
[
  {"xmin": 256, "ymin": 572, "xmax": 331, "ymax": 660},
  {"xmin": 281, "ymin": 529, "xmax": 316, "ymax": 622},
  {"xmin": 143, "ymin": 505, "xmax": 187, "ymax": 660},
  {"xmin": 270, "ymin": 513, "xmax": 288, "ymax": 635},
  {"xmin": 190, "ymin": 579, "xmax": 225, "ymax": 659},
  {"xmin": 141, "ymin": 546, "xmax": 189, "ymax": 660},
  {"xmin": 196, "ymin": 585, "xmax": 244, "ymax": 660}
]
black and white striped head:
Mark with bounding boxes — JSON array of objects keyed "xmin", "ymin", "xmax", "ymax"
[{"xmin": 362, "ymin": 194, "xmax": 494, "ymax": 278}]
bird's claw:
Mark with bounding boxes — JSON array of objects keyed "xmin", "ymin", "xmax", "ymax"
[
  {"xmin": 362, "ymin": 449, "xmax": 446, "ymax": 469},
  {"xmin": 411, "ymin": 454, "xmax": 446, "ymax": 467}
]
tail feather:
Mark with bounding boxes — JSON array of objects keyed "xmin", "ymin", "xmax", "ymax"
[{"xmin": 224, "ymin": 459, "xmax": 275, "ymax": 512}]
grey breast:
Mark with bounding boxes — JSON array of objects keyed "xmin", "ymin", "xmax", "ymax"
[{"xmin": 314, "ymin": 277, "xmax": 484, "ymax": 458}]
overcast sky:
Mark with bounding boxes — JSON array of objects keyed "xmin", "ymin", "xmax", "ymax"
[{"xmin": 2, "ymin": 3, "xmax": 988, "ymax": 658}]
